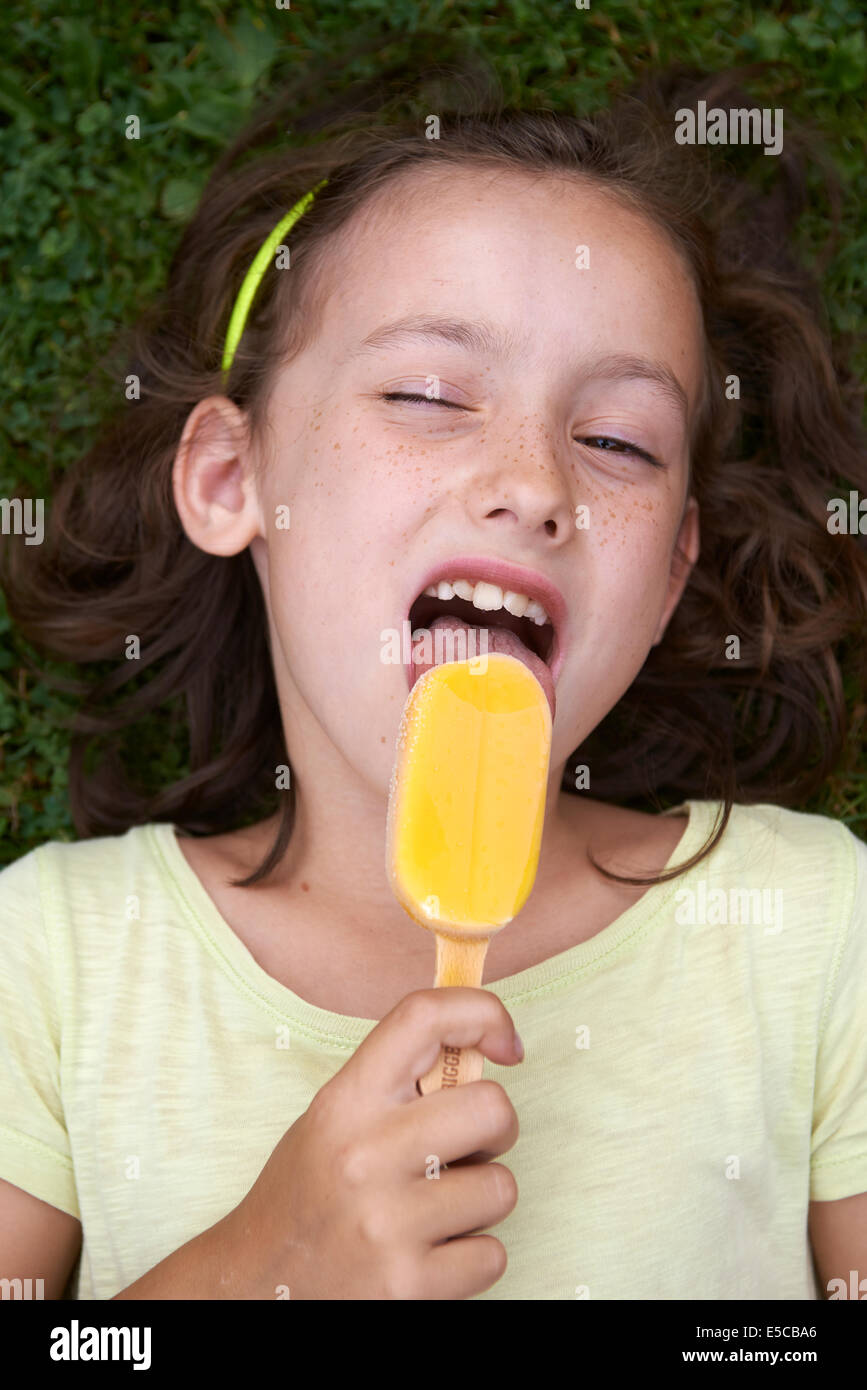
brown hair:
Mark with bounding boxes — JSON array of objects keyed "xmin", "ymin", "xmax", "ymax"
[{"xmin": 2, "ymin": 45, "xmax": 865, "ymax": 888}]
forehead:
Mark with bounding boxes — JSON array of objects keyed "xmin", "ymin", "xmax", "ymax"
[{"xmin": 309, "ymin": 164, "xmax": 705, "ymax": 404}]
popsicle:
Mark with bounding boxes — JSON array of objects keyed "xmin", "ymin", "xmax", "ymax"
[{"xmin": 386, "ymin": 652, "xmax": 552, "ymax": 1094}]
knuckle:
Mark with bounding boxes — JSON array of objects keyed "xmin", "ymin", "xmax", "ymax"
[
  {"xmin": 336, "ymin": 1138, "xmax": 373, "ymax": 1191},
  {"xmin": 487, "ymin": 992, "xmax": 513, "ymax": 1023},
  {"xmin": 481, "ymin": 1234, "xmax": 508, "ymax": 1281},
  {"xmin": 479, "ymin": 991, "xmax": 512, "ymax": 1032},
  {"xmin": 474, "ymin": 1079, "xmax": 516, "ymax": 1132},
  {"xmin": 394, "ymin": 989, "xmax": 438, "ymax": 1033},
  {"xmin": 487, "ymin": 1162, "xmax": 518, "ymax": 1214},
  {"xmin": 357, "ymin": 1199, "xmax": 391, "ymax": 1250}
]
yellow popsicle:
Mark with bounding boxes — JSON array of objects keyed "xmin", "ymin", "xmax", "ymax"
[{"xmin": 386, "ymin": 652, "xmax": 552, "ymax": 1092}]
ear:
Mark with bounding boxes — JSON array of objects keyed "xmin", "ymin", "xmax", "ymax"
[
  {"xmin": 652, "ymin": 494, "xmax": 700, "ymax": 646},
  {"xmin": 172, "ymin": 396, "xmax": 263, "ymax": 556}
]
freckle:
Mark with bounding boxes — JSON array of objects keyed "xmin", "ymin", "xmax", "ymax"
[
  {"xmin": 381, "ymin": 735, "xmax": 386, "ymax": 743},
  {"xmin": 301, "ymin": 881, "xmax": 310, "ymax": 892}
]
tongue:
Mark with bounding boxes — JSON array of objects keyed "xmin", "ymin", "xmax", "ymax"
[{"xmin": 411, "ymin": 614, "xmax": 556, "ymax": 721}]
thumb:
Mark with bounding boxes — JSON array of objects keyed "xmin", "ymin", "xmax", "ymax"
[{"xmin": 348, "ymin": 987, "xmax": 523, "ymax": 1102}]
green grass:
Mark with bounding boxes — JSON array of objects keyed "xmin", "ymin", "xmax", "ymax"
[{"xmin": 1, "ymin": 0, "xmax": 865, "ymax": 861}]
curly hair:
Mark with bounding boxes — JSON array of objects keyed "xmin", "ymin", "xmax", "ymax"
[{"xmin": 2, "ymin": 41, "xmax": 865, "ymax": 888}]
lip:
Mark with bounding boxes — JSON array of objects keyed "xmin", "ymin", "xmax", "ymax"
[{"xmin": 405, "ymin": 554, "xmax": 568, "ymax": 691}]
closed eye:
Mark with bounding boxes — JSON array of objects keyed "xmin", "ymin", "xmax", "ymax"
[
  {"xmin": 378, "ymin": 390, "xmax": 466, "ymax": 410},
  {"xmin": 379, "ymin": 395, "xmax": 663, "ymax": 467},
  {"xmin": 578, "ymin": 436, "xmax": 664, "ymax": 469}
]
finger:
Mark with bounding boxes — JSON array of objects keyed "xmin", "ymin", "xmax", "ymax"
[
  {"xmin": 422, "ymin": 1233, "xmax": 509, "ymax": 1300},
  {"xmin": 412, "ymin": 1160, "xmax": 518, "ymax": 1246},
  {"xmin": 342, "ymin": 988, "xmax": 522, "ymax": 1102},
  {"xmin": 385, "ymin": 1078, "xmax": 520, "ymax": 1173}
]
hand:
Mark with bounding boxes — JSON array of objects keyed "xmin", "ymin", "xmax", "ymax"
[{"xmin": 226, "ymin": 987, "xmax": 523, "ymax": 1299}]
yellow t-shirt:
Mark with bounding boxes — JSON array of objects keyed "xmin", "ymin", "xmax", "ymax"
[{"xmin": 1, "ymin": 798, "xmax": 865, "ymax": 1300}]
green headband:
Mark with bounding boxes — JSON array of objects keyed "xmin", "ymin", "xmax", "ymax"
[{"xmin": 221, "ymin": 178, "xmax": 327, "ymax": 377}]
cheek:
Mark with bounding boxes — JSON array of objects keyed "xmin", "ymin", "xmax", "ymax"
[
  {"xmin": 266, "ymin": 439, "xmax": 386, "ymax": 561},
  {"xmin": 586, "ymin": 482, "xmax": 672, "ymax": 560},
  {"xmin": 357, "ymin": 432, "xmax": 448, "ymax": 505},
  {"xmin": 293, "ymin": 414, "xmax": 441, "ymax": 522},
  {"xmin": 585, "ymin": 492, "xmax": 678, "ymax": 622}
]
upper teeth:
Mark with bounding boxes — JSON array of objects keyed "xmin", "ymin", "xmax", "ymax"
[{"xmin": 422, "ymin": 578, "xmax": 551, "ymax": 626}]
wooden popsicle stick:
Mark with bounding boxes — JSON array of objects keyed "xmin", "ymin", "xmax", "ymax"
[{"xmin": 417, "ymin": 932, "xmax": 492, "ymax": 1094}]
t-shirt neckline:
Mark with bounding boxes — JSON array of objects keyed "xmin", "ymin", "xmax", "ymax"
[{"xmin": 146, "ymin": 798, "xmax": 716, "ymax": 1047}]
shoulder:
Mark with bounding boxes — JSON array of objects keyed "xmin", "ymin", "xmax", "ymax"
[
  {"xmin": 0, "ymin": 823, "xmax": 176, "ymax": 946},
  {"xmin": 718, "ymin": 800, "xmax": 864, "ymax": 890},
  {"xmin": 0, "ymin": 822, "xmax": 168, "ymax": 879},
  {"xmin": 691, "ymin": 800, "xmax": 867, "ymax": 957}
]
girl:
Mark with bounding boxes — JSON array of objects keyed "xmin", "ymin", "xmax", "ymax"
[{"xmin": 1, "ymin": 55, "xmax": 866, "ymax": 1301}]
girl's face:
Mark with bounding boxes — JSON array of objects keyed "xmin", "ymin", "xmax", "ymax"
[{"xmin": 239, "ymin": 167, "xmax": 703, "ymax": 798}]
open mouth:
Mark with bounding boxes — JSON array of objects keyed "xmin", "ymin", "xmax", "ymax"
[
  {"xmin": 408, "ymin": 591, "xmax": 555, "ymax": 664},
  {"xmin": 405, "ymin": 574, "xmax": 560, "ymax": 719}
]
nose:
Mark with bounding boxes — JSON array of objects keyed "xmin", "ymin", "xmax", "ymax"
[{"xmin": 466, "ymin": 417, "xmax": 575, "ymax": 541}]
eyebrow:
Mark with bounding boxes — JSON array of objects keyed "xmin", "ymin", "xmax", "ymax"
[
  {"xmin": 353, "ymin": 314, "xmax": 522, "ymax": 360},
  {"xmin": 582, "ymin": 352, "xmax": 690, "ymax": 419},
  {"xmin": 351, "ymin": 315, "xmax": 689, "ymax": 418}
]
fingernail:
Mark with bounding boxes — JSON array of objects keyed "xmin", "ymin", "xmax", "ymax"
[{"xmin": 513, "ymin": 1030, "xmax": 524, "ymax": 1060}]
